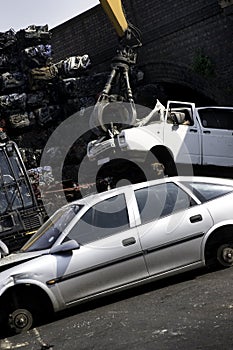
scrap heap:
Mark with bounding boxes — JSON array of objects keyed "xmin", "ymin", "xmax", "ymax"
[{"xmin": 0, "ymin": 25, "xmax": 109, "ymax": 172}]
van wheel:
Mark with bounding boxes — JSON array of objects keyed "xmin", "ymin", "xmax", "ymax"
[
  {"xmin": 163, "ymin": 158, "xmax": 177, "ymax": 177},
  {"xmin": 150, "ymin": 147, "xmax": 177, "ymax": 177},
  {"xmin": 217, "ymin": 244, "xmax": 233, "ymax": 267},
  {"xmin": 9, "ymin": 308, "xmax": 33, "ymax": 334}
]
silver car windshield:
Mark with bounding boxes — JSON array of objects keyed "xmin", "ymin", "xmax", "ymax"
[{"xmin": 21, "ymin": 204, "xmax": 83, "ymax": 252}]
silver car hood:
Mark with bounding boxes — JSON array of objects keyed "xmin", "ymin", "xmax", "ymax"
[{"xmin": 0, "ymin": 250, "xmax": 47, "ymax": 273}]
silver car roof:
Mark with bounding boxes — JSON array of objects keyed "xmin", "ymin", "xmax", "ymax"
[{"xmin": 70, "ymin": 176, "xmax": 233, "ymax": 208}]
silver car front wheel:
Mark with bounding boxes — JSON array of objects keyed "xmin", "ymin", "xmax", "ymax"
[{"xmin": 9, "ymin": 308, "xmax": 33, "ymax": 334}]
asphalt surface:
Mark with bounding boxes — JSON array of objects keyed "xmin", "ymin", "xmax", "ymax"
[{"xmin": 1, "ymin": 266, "xmax": 233, "ymax": 350}]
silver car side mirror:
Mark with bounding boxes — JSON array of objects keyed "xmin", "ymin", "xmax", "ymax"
[{"xmin": 50, "ymin": 240, "xmax": 80, "ymax": 254}]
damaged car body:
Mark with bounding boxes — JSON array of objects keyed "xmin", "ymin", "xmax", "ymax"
[{"xmin": 1, "ymin": 176, "xmax": 233, "ymax": 334}]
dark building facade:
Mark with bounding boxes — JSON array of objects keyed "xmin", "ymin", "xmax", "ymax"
[{"xmin": 51, "ymin": 0, "xmax": 233, "ymax": 105}]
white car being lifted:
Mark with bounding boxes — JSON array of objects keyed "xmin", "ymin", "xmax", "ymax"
[{"xmin": 87, "ymin": 100, "xmax": 233, "ymax": 178}]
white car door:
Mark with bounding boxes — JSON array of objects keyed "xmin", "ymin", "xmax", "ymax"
[
  {"xmin": 55, "ymin": 191, "xmax": 148, "ymax": 305},
  {"xmin": 134, "ymin": 182, "xmax": 213, "ymax": 276},
  {"xmin": 163, "ymin": 102, "xmax": 201, "ymax": 165},
  {"xmin": 197, "ymin": 107, "xmax": 233, "ymax": 167}
]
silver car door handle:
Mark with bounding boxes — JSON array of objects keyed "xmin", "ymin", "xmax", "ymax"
[
  {"xmin": 122, "ymin": 237, "xmax": 136, "ymax": 246},
  {"xmin": 190, "ymin": 214, "xmax": 203, "ymax": 223}
]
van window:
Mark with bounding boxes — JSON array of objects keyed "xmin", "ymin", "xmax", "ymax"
[{"xmin": 199, "ymin": 108, "xmax": 233, "ymax": 130}]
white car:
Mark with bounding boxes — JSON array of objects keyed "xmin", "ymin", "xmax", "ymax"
[
  {"xmin": 0, "ymin": 176, "xmax": 233, "ymax": 334},
  {"xmin": 87, "ymin": 101, "xmax": 233, "ymax": 177}
]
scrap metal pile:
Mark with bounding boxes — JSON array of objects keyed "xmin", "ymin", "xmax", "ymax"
[{"xmin": 0, "ymin": 25, "xmax": 110, "ymax": 171}]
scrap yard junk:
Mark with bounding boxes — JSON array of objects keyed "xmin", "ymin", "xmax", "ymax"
[
  {"xmin": 0, "ymin": 25, "xmax": 102, "ymax": 254},
  {"xmin": 0, "ymin": 139, "xmax": 44, "ymax": 252}
]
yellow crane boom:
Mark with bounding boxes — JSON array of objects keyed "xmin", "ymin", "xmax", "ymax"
[{"xmin": 99, "ymin": 0, "xmax": 128, "ymax": 38}]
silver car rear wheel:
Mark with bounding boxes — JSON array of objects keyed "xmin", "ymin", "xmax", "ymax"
[{"xmin": 217, "ymin": 244, "xmax": 233, "ymax": 267}]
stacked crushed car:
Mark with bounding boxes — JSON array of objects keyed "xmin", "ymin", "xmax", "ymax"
[
  {"xmin": 0, "ymin": 25, "xmax": 54, "ymax": 131},
  {"xmin": 0, "ymin": 25, "xmax": 109, "ymax": 171}
]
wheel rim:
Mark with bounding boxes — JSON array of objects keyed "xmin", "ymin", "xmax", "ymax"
[
  {"xmin": 217, "ymin": 244, "xmax": 233, "ymax": 267},
  {"xmin": 9, "ymin": 309, "xmax": 33, "ymax": 333}
]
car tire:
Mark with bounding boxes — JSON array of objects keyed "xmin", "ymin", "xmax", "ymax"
[
  {"xmin": 163, "ymin": 158, "xmax": 178, "ymax": 177},
  {"xmin": 8, "ymin": 308, "xmax": 33, "ymax": 334},
  {"xmin": 150, "ymin": 147, "xmax": 177, "ymax": 177},
  {"xmin": 217, "ymin": 244, "xmax": 233, "ymax": 268}
]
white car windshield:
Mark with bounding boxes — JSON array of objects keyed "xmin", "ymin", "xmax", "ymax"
[{"xmin": 21, "ymin": 204, "xmax": 83, "ymax": 252}]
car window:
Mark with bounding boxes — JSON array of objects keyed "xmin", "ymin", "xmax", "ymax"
[
  {"xmin": 135, "ymin": 182, "xmax": 194, "ymax": 225},
  {"xmin": 67, "ymin": 194, "xmax": 129, "ymax": 245},
  {"xmin": 181, "ymin": 182, "xmax": 233, "ymax": 203},
  {"xmin": 167, "ymin": 109, "xmax": 193, "ymax": 126},
  {"xmin": 198, "ymin": 108, "xmax": 233, "ymax": 130}
]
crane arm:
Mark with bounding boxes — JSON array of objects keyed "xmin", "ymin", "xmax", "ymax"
[
  {"xmin": 90, "ymin": 0, "xmax": 142, "ymax": 136},
  {"xmin": 99, "ymin": 0, "xmax": 128, "ymax": 38}
]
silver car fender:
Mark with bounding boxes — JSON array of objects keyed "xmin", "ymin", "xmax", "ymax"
[{"xmin": 11, "ymin": 275, "xmax": 62, "ymax": 311}]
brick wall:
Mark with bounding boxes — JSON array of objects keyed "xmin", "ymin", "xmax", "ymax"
[{"xmin": 51, "ymin": 0, "xmax": 233, "ymax": 105}]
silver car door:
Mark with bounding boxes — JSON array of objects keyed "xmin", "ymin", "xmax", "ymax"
[
  {"xmin": 134, "ymin": 182, "xmax": 213, "ymax": 276},
  {"xmin": 54, "ymin": 192, "xmax": 148, "ymax": 305}
]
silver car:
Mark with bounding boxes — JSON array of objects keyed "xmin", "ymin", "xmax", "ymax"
[{"xmin": 1, "ymin": 176, "xmax": 233, "ymax": 334}]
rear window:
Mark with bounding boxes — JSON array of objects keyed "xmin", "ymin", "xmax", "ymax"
[{"xmin": 182, "ymin": 182, "xmax": 233, "ymax": 202}]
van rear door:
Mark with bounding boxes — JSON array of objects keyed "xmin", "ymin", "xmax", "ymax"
[{"xmin": 197, "ymin": 107, "xmax": 233, "ymax": 167}]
